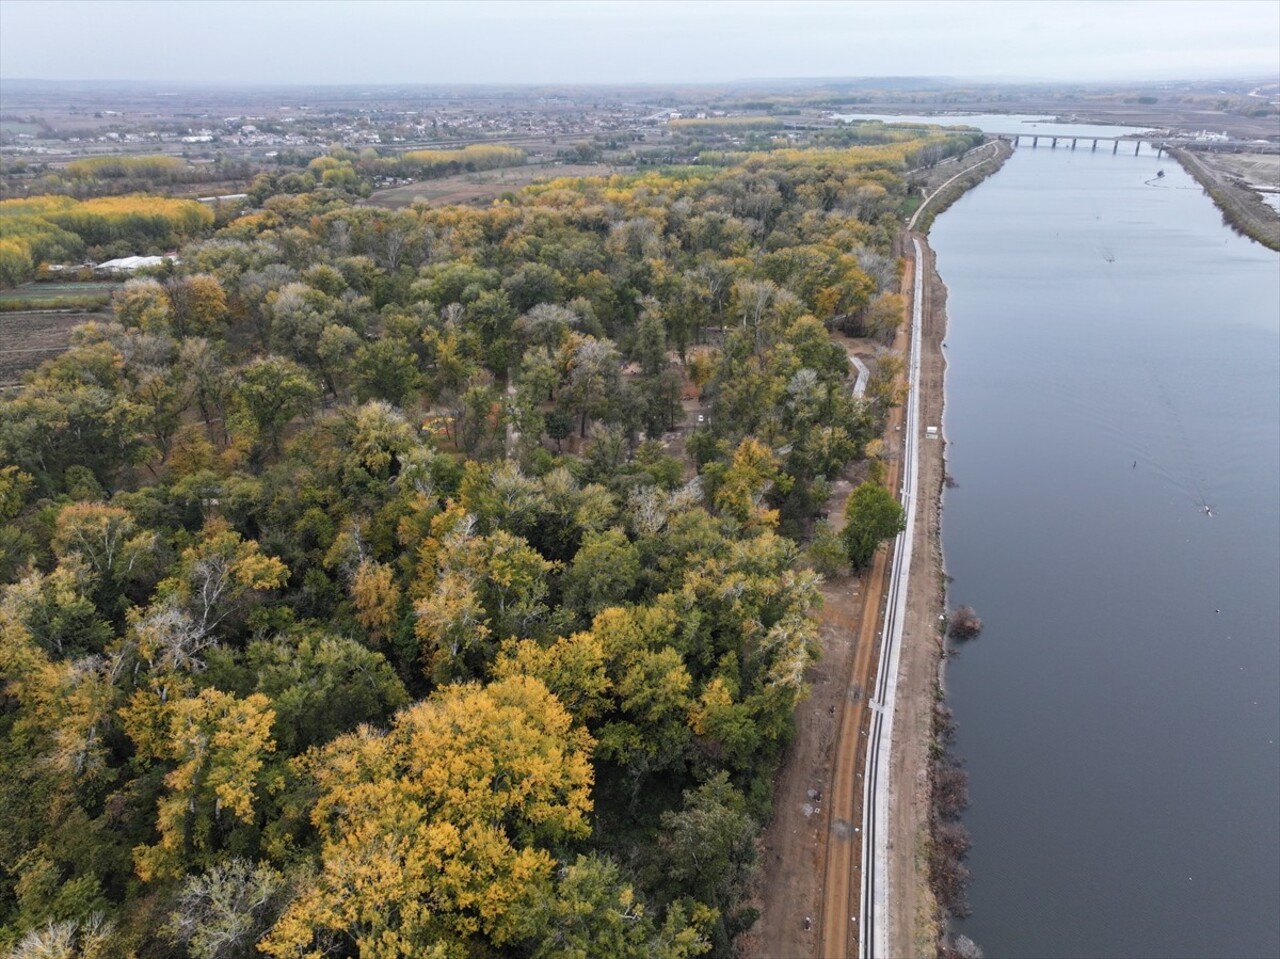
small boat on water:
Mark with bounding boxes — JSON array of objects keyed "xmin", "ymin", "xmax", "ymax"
[{"xmin": 1157, "ymin": 169, "xmax": 1165, "ymax": 178}]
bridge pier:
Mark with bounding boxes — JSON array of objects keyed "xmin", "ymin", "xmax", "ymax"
[
  {"xmin": 1032, "ymin": 136, "xmax": 1038, "ymax": 148},
  {"xmin": 1113, "ymin": 140, "xmax": 1119, "ymax": 154},
  {"xmin": 1092, "ymin": 138, "xmax": 1098, "ymax": 152},
  {"xmin": 1135, "ymin": 141, "xmax": 1141, "ymax": 156},
  {"xmin": 1071, "ymin": 138, "xmax": 1077, "ymax": 150},
  {"xmin": 1051, "ymin": 137, "xmax": 1058, "ymax": 149}
]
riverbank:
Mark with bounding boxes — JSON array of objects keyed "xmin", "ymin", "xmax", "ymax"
[
  {"xmin": 911, "ymin": 139, "xmax": 1014, "ymax": 233},
  {"xmin": 884, "ymin": 138, "xmax": 1014, "ymax": 958},
  {"xmin": 885, "ymin": 231, "xmax": 952, "ymax": 958},
  {"xmin": 1169, "ymin": 147, "xmax": 1280, "ymax": 251}
]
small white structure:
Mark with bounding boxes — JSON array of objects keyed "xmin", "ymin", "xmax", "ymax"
[
  {"xmin": 95, "ymin": 255, "xmax": 176, "ymax": 275},
  {"xmin": 926, "ymin": 426, "xmax": 939, "ymax": 440}
]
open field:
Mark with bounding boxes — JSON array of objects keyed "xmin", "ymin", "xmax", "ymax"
[
  {"xmin": 0, "ymin": 281, "xmax": 118, "ymax": 312},
  {"xmin": 364, "ymin": 161, "xmax": 620, "ymax": 208},
  {"xmin": 0, "ymin": 281, "xmax": 118, "ymax": 302},
  {"xmin": 0, "ymin": 311, "xmax": 96, "ymax": 385},
  {"xmin": 1199, "ymin": 151, "xmax": 1280, "ymax": 194}
]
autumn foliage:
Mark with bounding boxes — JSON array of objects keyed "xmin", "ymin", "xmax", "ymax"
[
  {"xmin": 0, "ymin": 193, "xmax": 213, "ymax": 284},
  {"xmin": 0, "ymin": 121, "xmax": 977, "ymax": 955}
]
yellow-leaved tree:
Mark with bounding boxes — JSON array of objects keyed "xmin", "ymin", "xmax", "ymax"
[
  {"xmin": 712, "ymin": 436, "xmax": 781, "ymax": 529},
  {"xmin": 124, "ymin": 687, "xmax": 276, "ymax": 882},
  {"xmin": 261, "ymin": 675, "xmax": 593, "ymax": 959},
  {"xmin": 350, "ymin": 559, "xmax": 401, "ymax": 646}
]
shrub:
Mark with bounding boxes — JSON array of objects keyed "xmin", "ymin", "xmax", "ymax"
[{"xmin": 948, "ymin": 604, "xmax": 983, "ymax": 639}]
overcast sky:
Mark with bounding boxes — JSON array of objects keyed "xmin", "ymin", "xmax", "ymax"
[{"xmin": 1, "ymin": 0, "xmax": 1277, "ymax": 86}]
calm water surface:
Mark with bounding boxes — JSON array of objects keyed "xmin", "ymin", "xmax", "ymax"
[{"xmin": 928, "ymin": 133, "xmax": 1280, "ymax": 957}]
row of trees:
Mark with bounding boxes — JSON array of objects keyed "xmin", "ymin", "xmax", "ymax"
[
  {"xmin": 0, "ymin": 124, "xmax": 964, "ymax": 956},
  {"xmin": 2, "ymin": 156, "xmax": 255, "ymax": 204},
  {"xmin": 0, "ymin": 194, "xmax": 215, "ymax": 285},
  {"xmin": 62, "ymin": 156, "xmax": 190, "ymax": 181}
]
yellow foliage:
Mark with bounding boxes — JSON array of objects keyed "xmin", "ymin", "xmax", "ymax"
[
  {"xmin": 492, "ymin": 632, "xmax": 612, "ymax": 722},
  {"xmin": 65, "ymin": 155, "xmax": 189, "ymax": 179},
  {"xmin": 352, "ymin": 559, "xmax": 401, "ymax": 645},
  {"xmin": 261, "ymin": 676, "xmax": 593, "ymax": 957},
  {"xmin": 127, "ymin": 687, "xmax": 276, "ymax": 882},
  {"xmin": 713, "ymin": 436, "xmax": 780, "ymax": 526},
  {"xmin": 669, "ymin": 116, "xmax": 782, "ymax": 132},
  {"xmin": 400, "ymin": 144, "xmax": 526, "ymax": 175},
  {"xmin": 689, "ymin": 675, "xmax": 736, "ymax": 738},
  {"xmin": 0, "ymin": 193, "xmax": 212, "ymax": 273}
]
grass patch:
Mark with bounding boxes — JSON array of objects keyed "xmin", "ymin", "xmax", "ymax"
[
  {"xmin": 0, "ymin": 281, "xmax": 116, "ymax": 312},
  {"xmin": 0, "ymin": 295, "xmax": 110, "ymax": 312}
]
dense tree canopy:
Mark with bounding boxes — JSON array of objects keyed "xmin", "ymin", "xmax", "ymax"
[{"xmin": 0, "ymin": 124, "xmax": 964, "ymax": 956}]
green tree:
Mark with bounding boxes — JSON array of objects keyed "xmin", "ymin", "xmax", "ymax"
[
  {"xmin": 230, "ymin": 356, "xmax": 320, "ymax": 456},
  {"xmin": 654, "ymin": 772, "xmax": 757, "ymax": 952},
  {"xmin": 563, "ymin": 527, "xmax": 640, "ymax": 618},
  {"xmin": 206, "ymin": 630, "xmax": 408, "ymax": 754},
  {"xmin": 840, "ymin": 481, "xmax": 905, "ymax": 568},
  {"xmin": 529, "ymin": 854, "xmax": 710, "ymax": 959},
  {"xmin": 353, "ymin": 336, "xmax": 422, "ymax": 406}
]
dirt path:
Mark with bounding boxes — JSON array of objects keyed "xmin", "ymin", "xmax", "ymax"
[
  {"xmin": 741, "ymin": 424, "xmax": 877, "ymax": 956},
  {"xmin": 743, "ymin": 306, "xmax": 910, "ymax": 959}
]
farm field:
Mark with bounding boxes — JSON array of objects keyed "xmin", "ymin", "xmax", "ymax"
[
  {"xmin": 0, "ymin": 311, "xmax": 98, "ymax": 385},
  {"xmin": 365, "ymin": 161, "xmax": 618, "ymax": 208},
  {"xmin": 0, "ymin": 280, "xmax": 118, "ymax": 312},
  {"xmin": 0, "ymin": 281, "xmax": 119, "ymax": 301}
]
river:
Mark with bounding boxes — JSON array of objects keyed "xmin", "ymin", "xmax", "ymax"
[{"xmin": 876, "ymin": 115, "xmax": 1279, "ymax": 957}]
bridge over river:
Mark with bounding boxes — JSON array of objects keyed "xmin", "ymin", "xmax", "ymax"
[{"xmin": 991, "ymin": 131, "xmax": 1167, "ymax": 156}]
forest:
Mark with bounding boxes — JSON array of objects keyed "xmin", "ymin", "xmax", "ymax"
[{"xmin": 0, "ymin": 124, "xmax": 979, "ymax": 958}]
